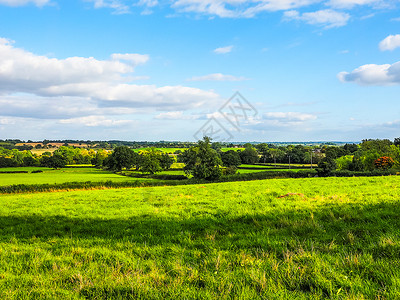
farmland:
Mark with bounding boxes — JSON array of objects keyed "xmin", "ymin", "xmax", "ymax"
[
  {"xmin": 1, "ymin": 176, "xmax": 400, "ymax": 299},
  {"xmin": 0, "ymin": 167, "xmax": 143, "ymax": 187}
]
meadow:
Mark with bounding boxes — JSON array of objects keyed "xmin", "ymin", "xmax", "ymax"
[
  {"xmin": 0, "ymin": 176, "xmax": 400, "ymax": 299},
  {"xmin": 0, "ymin": 167, "xmax": 146, "ymax": 187},
  {"xmin": 0, "ymin": 164, "xmax": 284, "ymax": 189}
]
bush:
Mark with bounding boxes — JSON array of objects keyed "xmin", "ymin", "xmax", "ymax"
[
  {"xmin": 223, "ymin": 166, "xmax": 237, "ymax": 175},
  {"xmin": 374, "ymin": 156, "xmax": 395, "ymax": 170}
]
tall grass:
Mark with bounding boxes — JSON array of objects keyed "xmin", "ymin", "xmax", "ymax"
[{"xmin": 0, "ymin": 176, "xmax": 400, "ymax": 298}]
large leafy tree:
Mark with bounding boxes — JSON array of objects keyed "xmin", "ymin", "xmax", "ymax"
[
  {"xmin": 239, "ymin": 145, "xmax": 259, "ymax": 164},
  {"xmin": 220, "ymin": 150, "xmax": 241, "ymax": 167},
  {"xmin": 138, "ymin": 148, "xmax": 174, "ymax": 174},
  {"xmin": 181, "ymin": 137, "xmax": 222, "ymax": 180},
  {"xmin": 104, "ymin": 146, "xmax": 137, "ymax": 171}
]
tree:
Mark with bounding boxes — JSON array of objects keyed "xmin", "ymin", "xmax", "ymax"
[
  {"xmin": 181, "ymin": 137, "xmax": 222, "ymax": 180},
  {"xmin": 220, "ymin": 150, "xmax": 241, "ymax": 167},
  {"xmin": 23, "ymin": 156, "xmax": 40, "ymax": 167},
  {"xmin": 317, "ymin": 157, "xmax": 337, "ymax": 176},
  {"xmin": 344, "ymin": 143, "xmax": 358, "ymax": 153},
  {"xmin": 335, "ymin": 155, "xmax": 353, "ymax": 170},
  {"xmin": 159, "ymin": 152, "xmax": 175, "ymax": 170},
  {"xmin": 104, "ymin": 146, "xmax": 137, "ymax": 171},
  {"xmin": 255, "ymin": 143, "xmax": 269, "ymax": 163},
  {"xmin": 374, "ymin": 156, "xmax": 395, "ymax": 170},
  {"xmin": 349, "ymin": 155, "xmax": 364, "ymax": 171},
  {"xmin": 91, "ymin": 149, "xmax": 109, "ymax": 167},
  {"xmin": 240, "ymin": 147, "xmax": 259, "ymax": 164},
  {"xmin": 40, "ymin": 153, "xmax": 67, "ymax": 169},
  {"xmin": 394, "ymin": 138, "xmax": 400, "ymax": 147}
]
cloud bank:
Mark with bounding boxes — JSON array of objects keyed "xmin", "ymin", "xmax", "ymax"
[{"xmin": 0, "ymin": 37, "xmax": 221, "ymax": 124}]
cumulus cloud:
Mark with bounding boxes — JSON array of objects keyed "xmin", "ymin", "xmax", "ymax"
[
  {"xmin": 326, "ymin": 0, "xmax": 378, "ymax": 9},
  {"xmin": 0, "ymin": 0, "xmax": 49, "ymax": 6},
  {"xmin": 213, "ymin": 45, "xmax": 234, "ymax": 54},
  {"xmin": 0, "ymin": 36, "xmax": 222, "ymax": 123},
  {"xmin": 379, "ymin": 34, "xmax": 400, "ymax": 51},
  {"xmin": 188, "ymin": 73, "xmax": 248, "ymax": 81},
  {"xmin": 338, "ymin": 61, "xmax": 400, "ymax": 85},
  {"xmin": 284, "ymin": 9, "xmax": 350, "ymax": 28}
]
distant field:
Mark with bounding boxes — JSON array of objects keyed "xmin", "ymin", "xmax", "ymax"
[
  {"xmin": 0, "ymin": 167, "xmax": 147, "ymax": 187},
  {"xmin": 0, "ymin": 164, "xmax": 308, "ymax": 188},
  {"xmin": 30, "ymin": 148, "xmax": 56, "ymax": 155},
  {"xmin": 133, "ymin": 148, "xmax": 187, "ymax": 153},
  {"xmin": 0, "ymin": 176, "xmax": 400, "ymax": 298}
]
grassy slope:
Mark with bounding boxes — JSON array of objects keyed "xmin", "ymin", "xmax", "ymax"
[{"xmin": 0, "ymin": 176, "xmax": 400, "ymax": 299}]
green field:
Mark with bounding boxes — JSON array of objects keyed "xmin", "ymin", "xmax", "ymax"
[
  {"xmin": 1, "ymin": 176, "xmax": 400, "ymax": 298},
  {"xmin": 0, "ymin": 167, "xmax": 147, "ymax": 187},
  {"xmin": 0, "ymin": 165, "xmax": 283, "ymax": 188}
]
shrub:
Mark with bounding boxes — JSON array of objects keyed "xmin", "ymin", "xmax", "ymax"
[{"xmin": 374, "ymin": 156, "xmax": 395, "ymax": 170}]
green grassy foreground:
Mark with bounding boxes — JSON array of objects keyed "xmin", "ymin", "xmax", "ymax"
[{"xmin": 1, "ymin": 176, "xmax": 400, "ymax": 299}]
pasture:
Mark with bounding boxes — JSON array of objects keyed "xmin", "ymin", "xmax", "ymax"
[
  {"xmin": 1, "ymin": 176, "xmax": 400, "ymax": 298},
  {"xmin": 0, "ymin": 167, "xmax": 143, "ymax": 187}
]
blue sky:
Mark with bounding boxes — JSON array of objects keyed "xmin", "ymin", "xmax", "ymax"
[{"xmin": 0, "ymin": 0, "xmax": 399, "ymax": 142}]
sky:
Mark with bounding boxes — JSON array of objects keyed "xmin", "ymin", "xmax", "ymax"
[{"xmin": 0, "ymin": 0, "xmax": 399, "ymax": 142}]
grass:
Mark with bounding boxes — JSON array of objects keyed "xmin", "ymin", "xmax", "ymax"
[
  {"xmin": 0, "ymin": 176, "xmax": 400, "ymax": 298},
  {"xmin": 0, "ymin": 167, "xmax": 146, "ymax": 187}
]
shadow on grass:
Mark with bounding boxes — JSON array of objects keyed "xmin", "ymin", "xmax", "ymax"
[
  {"xmin": 1, "ymin": 200, "xmax": 400, "ymax": 299},
  {"xmin": 1, "ymin": 200, "xmax": 399, "ymax": 255}
]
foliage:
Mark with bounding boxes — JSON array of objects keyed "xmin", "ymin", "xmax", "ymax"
[
  {"xmin": 222, "ymin": 166, "xmax": 238, "ymax": 175},
  {"xmin": 335, "ymin": 155, "xmax": 353, "ymax": 171},
  {"xmin": 374, "ymin": 156, "xmax": 395, "ymax": 170},
  {"xmin": 220, "ymin": 150, "xmax": 241, "ymax": 167},
  {"xmin": 104, "ymin": 146, "xmax": 138, "ymax": 171},
  {"xmin": 240, "ymin": 146, "xmax": 259, "ymax": 164},
  {"xmin": 40, "ymin": 153, "xmax": 67, "ymax": 168},
  {"xmin": 135, "ymin": 149, "xmax": 174, "ymax": 174},
  {"xmin": 181, "ymin": 137, "xmax": 222, "ymax": 180},
  {"xmin": 317, "ymin": 157, "xmax": 337, "ymax": 176}
]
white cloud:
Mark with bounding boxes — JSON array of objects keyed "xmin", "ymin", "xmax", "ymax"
[
  {"xmin": 338, "ymin": 61, "xmax": 400, "ymax": 85},
  {"xmin": 87, "ymin": 0, "xmax": 130, "ymax": 14},
  {"xmin": 326, "ymin": 0, "xmax": 377, "ymax": 9},
  {"xmin": 155, "ymin": 111, "xmax": 199, "ymax": 120},
  {"xmin": 138, "ymin": 0, "xmax": 158, "ymax": 7},
  {"xmin": 213, "ymin": 45, "xmax": 234, "ymax": 54},
  {"xmin": 111, "ymin": 53, "xmax": 150, "ymax": 65},
  {"xmin": 264, "ymin": 112, "xmax": 317, "ymax": 122},
  {"xmin": 59, "ymin": 116, "xmax": 134, "ymax": 127},
  {"xmin": 0, "ymin": 0, "xmax": 49, "ymax": 6},
  {"xmin": 172, "ymin": 0, "xmax": 320, "ymax": 18},
  {"xmin": 188, "ymin": 73, "xmax": 248, "ymax": 81},
  {"xmin": 82, "ymin": 0, "xmax": 396, "ymax": 23},
  {"xmin": 0, "ymin": 38, "xmax": 142, "ymax": 93},
  {"xmin": 379, "ymin": 34, "xmax": 400, "ymax": 51},
  {"xmin": 0, "ymin": 36, "xmax": 222, "ymax": 121},
  {"xmin": 284, "ymin": 9, "xmax": 350, "ymax": 28}
]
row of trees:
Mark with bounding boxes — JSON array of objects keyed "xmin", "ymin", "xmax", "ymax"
[
  {"xmin": 0, "ymin": 146, "xmax": 108, "ymax": 168},
  {"xmin": 104, "ymin": 147, "xmax": 174, "ymax": 174},
  {"xmin": 318, "ymin": 139, "xmax": 400, "ymax": 175}
]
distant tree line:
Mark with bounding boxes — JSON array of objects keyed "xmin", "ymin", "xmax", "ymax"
[{"xmin": 2, "ymin": 138, "xmax": 400, "ymax": 180}]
